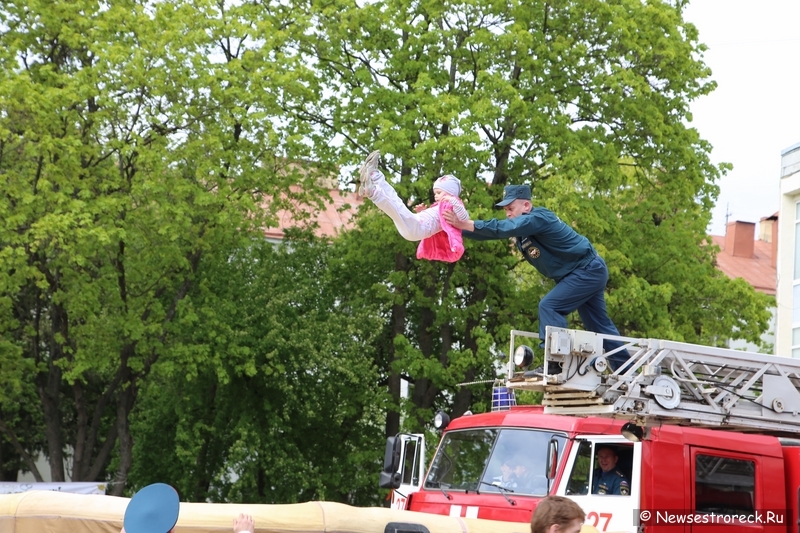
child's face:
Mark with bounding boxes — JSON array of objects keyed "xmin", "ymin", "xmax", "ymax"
[{"xmin": 433, "ymin": 188, "xmax": 448, "ymax": 202}]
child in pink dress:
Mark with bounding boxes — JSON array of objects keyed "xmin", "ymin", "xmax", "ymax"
[{"xmin": 358, "ymin": 150, "xmax": 468, "ymax": 262}]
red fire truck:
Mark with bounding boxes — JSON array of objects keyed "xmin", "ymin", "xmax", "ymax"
[{"xmin": 381, "ymin": 327, "xmax": 800, "ymax": 532}]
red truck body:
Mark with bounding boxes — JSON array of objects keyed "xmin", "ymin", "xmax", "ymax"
[{"xmin": 397, "ymin": 405, "xmax": 800, "ymax": 532}]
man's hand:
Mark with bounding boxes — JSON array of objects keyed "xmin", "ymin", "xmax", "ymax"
[
  {"xmin": 233, "ymin": 513, "xmax": 255, "ymax": 533},
  {"xmin": 443, "ymin": 209, "xmax": 474, "ymax": 231}
]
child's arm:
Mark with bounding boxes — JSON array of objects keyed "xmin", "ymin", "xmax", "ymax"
[
  {"xmin": 448, "ymin": 199, "xmax": 469, "ymax": 221},
  {"xmin": 436, "ymin": 193, "xmax": 468, "ymax": 221}
]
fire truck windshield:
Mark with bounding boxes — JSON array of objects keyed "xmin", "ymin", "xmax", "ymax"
[{"xmin": 424, "ymin": 428, "xmax": 567, "ymax": 496}]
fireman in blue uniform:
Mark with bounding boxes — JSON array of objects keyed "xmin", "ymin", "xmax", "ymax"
[
  {"xmin": 443, "ymin": 184, "xmax": 629, "ymax": 371},
  {"xmin": 592, "ymin": 446, "xmax": 630, "ymax": 495}
]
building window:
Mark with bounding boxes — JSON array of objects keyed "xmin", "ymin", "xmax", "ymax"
[{"xmin": 793, "ymin": 202, "xmax": 800, "ymax": 358}]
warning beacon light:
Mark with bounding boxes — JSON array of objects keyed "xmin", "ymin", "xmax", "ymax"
[{"xmin": 491, "ymin": 383, "xmax": 516, "ymax": 412}]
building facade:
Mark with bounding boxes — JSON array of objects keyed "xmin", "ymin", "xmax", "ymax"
[
  {"xmin": 711, "ymin": 218, "xmax": 777, "ymax": 353},
  {"xmin": 776, "ymin": 142, "xmax": 800, "ymax": 357}
]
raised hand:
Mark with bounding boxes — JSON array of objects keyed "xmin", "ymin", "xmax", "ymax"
[
  {"xmin": 443, "ymin": 209, "xmax": 474, "ymax": 231},
  {"xmin": 233, "ymin": 513, "xmax": 255, "ymax": 533}
]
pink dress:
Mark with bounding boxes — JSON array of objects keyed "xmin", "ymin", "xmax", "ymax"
[{"xmin": 416, "ymin": 200, "xmax": 465, "ymax": 263}]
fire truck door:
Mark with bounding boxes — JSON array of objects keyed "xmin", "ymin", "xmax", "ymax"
[
  {"xmin": 559, "ymin": 436, "xmax": 641, "ymax": 533},
  {"xmin": 390, "ymin": 434, "xmax": 426, "ymax": 510},
  {"xmin": 690, "ymin": 447, "xmax": 763, "ymax": 533}
]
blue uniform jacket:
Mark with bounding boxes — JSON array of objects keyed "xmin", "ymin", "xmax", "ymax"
[
  {"xmin": 464, "ymin": 208, "xmax": 596, "ymax": 282},
  {"xmin": 592, "ymin": 468, "xmax": 630, "ymax": 495}
]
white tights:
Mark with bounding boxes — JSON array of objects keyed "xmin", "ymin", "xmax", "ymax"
[{"xmin": 369, "ymin": 171, "xmax": 440, "ymax": 242}]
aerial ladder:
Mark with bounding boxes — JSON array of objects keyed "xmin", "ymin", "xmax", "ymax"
[{"xmin": 505, "ymin": 327, "xmax": 800, "ymax": 436}]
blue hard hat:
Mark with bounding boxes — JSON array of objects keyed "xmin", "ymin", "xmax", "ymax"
[{"xmin": 123, "ymin": 483, "xmax": 180, "ymax": 533}]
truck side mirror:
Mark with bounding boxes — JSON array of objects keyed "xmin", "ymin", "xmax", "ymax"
[
  {"xmin": 546, "ymin": 438, "xmax": 559, "ymax": 480},
  {"xmin": 379, "ymin": 470, "xmax": 402, "ymax": 489},
  {"xmin": 379, "ymin": 436, "xmax": 403, "ymax": 489}
]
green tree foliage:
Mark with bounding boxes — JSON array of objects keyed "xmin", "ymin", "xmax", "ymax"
[
  {"xmin": 128, "ymin": 235, "xmax": 386, "ymax": 505},
  {"xmin": 0, "ymin": 0, "xmax": 326, "ymax": 492},
  {"xmin": 290, "ymin": 0, "xmax": 771, "ymax": 431},
  {"xmin": 0, "ymin": 0, "xmax": 773, "ymax": 503}
]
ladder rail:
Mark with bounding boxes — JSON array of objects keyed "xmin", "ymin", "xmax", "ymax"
[{"xmin": 506, "ymin": 326, "xmax": 800, "ymax": 436}]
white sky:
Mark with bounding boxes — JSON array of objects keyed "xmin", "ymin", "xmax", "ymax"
[{"xmin": 682, "ymin": 0, "xmax": 800, "ymax": 236}]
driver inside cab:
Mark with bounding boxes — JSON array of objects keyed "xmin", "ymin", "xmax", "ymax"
[{"xmin": 592, "ymin": 445, "xmax": 630, "ymax": 495}]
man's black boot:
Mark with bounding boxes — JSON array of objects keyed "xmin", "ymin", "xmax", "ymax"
[{"xmin": 523, "ymin": 361, "xmax": 563, "ymax": 378}]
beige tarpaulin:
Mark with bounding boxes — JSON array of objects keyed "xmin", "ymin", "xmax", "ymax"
[{"xmin": 0, "ymin": 491, "xmax": 607, "ymax": 533}]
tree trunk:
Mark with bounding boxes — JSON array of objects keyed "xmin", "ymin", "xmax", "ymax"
[
  {"xmin": 451, "ymin": 369, "xmax": 475, "ymax": 418},
  {"xmin": 109, "ymin": 344, "xmax": 136, "ymax": 496},
  {"xmin": 192, "ymin": 381, "xmax": 218, "ymax": 501},
  {"xmin": 451, "ymin": 284, "xmax": 488, "ymax": 417},
  {"xmin": 37, "ymin": 371, "xmax": 64, "ymax": 482},
  {"xmin": 0, "ymin": 441, "xmax": 20, "ymax": 481},
  {"xmin": 0, "ymin": 421, "xmax": 43, "ymax": 481},
  {"xmin": 71, "ymin": 381, "xmax": 88, "ymax": 480},
  {"xmin": 39, "ymin": 303, "xmax": 66, "ymax": 482},
  {"xmin": 385, "ymin": 252, "xmax": 408, "ymax": 439},
  {"xmin": 410, "ymin": 281, "xmax": 441, "ymax": 429},
  {"xmin": 110, "ymin": 382, "xmax": 135, "ymax": 496}
]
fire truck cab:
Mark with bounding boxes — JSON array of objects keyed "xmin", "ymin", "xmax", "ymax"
[{"xmin": 385, "ymin": 406, "xmax": 800, "ymax": 532}]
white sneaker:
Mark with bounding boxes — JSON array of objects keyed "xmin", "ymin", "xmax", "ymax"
[{"xmin": 358, "ymin": 150, "xmax": 380, "ymax": 198}]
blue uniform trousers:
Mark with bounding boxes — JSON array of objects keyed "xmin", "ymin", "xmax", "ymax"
[{"xmin": 538, "ymin": 255, "xmax": 629, "ymax": 370}]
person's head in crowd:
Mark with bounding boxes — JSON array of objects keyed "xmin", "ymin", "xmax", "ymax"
[
  {"xmin": 121, "ymin": 483, "xmax": 180, "ymax": 533},
  {"xmin": 120, "ymin": 484, "xmax": 256, "ymax": 533},
  {"xmin": 530, "ymin": 495, "xmax": 586, "ymax": 533}
]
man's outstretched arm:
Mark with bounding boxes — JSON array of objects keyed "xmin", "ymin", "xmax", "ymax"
[
  {"xmin": 443, "ymin": 209, "xmax": 474, "ymax": 232},
  {"xmin": 444, "ymin": 210, "xmax": 542, "ymax": 239},
  {"xmin": 442, "ymin": 210, "xmax": 498, "ymax": 241}
]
